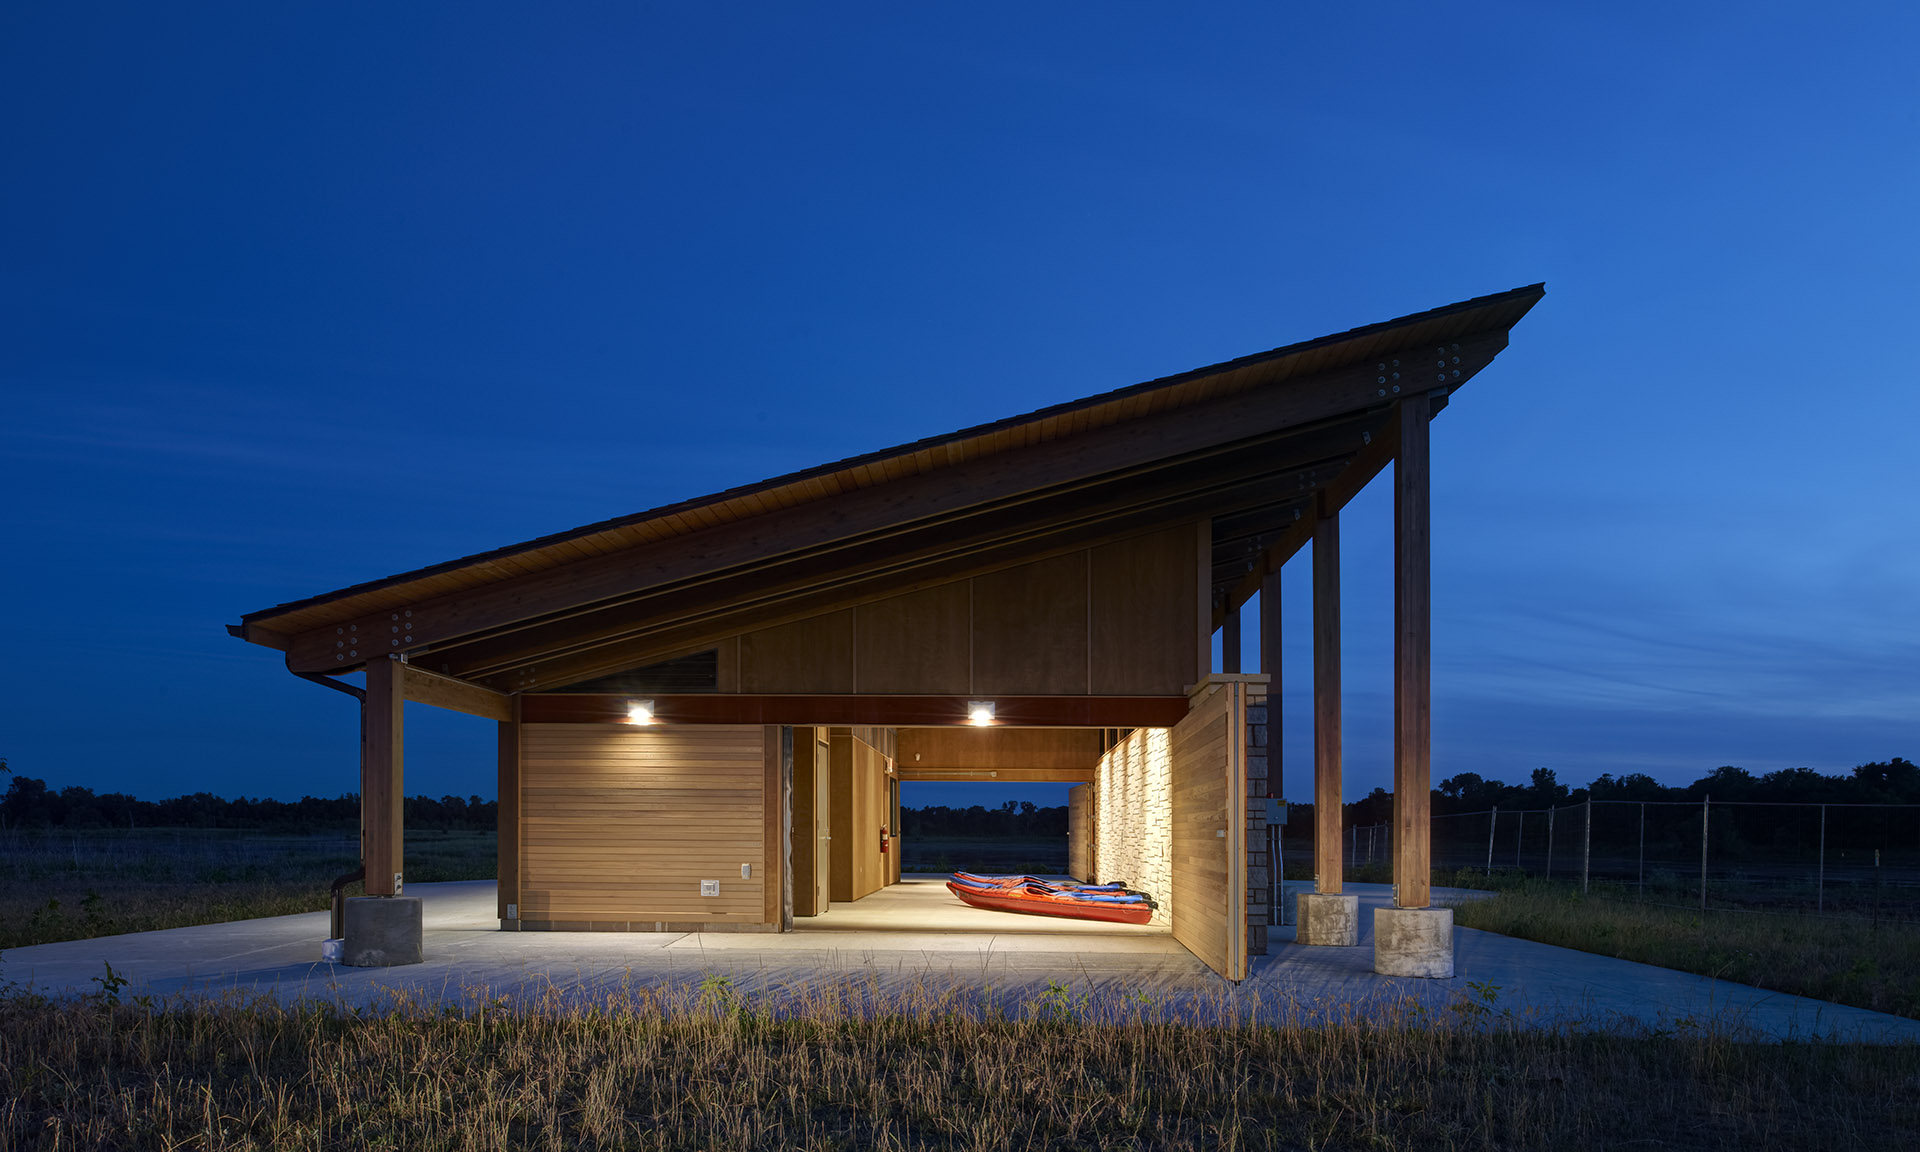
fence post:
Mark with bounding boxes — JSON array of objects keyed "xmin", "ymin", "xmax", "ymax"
[
  {"xmin": 1699, "ymin": 794, "xmax": 1710, "ymax": 912},
  {"xmin": 1516, "ymin": 809, "xmax": 1524, "ymax": 869},
  {"xmin": 1546, "ymin": 806, "xmax": 1555, "ymax": 881},
  {"xmin": 1583, "ymin": 799, "xmax": 1592, "ymax": 895},
  {"xmin": 1486, "ymin": 806, "xmax": 1497, "ymax": 877},
  {"xmin": 1817, "ymin": 803, "xmax": 1826, "ymax": 915},
  {"xmin": 1350, "ymin": 824, "xmax": 1357, "ymax": 871}
]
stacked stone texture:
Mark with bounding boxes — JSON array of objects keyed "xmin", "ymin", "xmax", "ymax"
[{"xmin": 1092, "ymin": 727, "xmax": 1172, "ymax": 925}]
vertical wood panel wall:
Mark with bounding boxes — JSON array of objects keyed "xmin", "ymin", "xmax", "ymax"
[
  {"xmin": 1169, "ymin": 680, "xmax": 1248, "ymax": 982},
  {"xmin": 723, "ymin": 523, "xmax": 1201, "ymax": 697},
  {"xmin": 517, "ymin": 723, "xmax": 774, "ymax": 930},
  {"xmin": 828, "ymin": 727, "xmax": 891, "ymax": 902}
]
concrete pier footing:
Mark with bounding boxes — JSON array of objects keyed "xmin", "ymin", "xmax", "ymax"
[
  {"xmin": 1296, "ymin": 892, "xmax": 1360, "ymax": 946},
  {"xmin": 343, "ymin": 896, "xmax": 424, "ymax": 967},
  {"xmin": 1373, "ymin": 906, "xmax": 1453, "ymax": 977}
]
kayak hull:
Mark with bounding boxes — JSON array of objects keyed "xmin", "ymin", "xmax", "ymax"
[{"xmin": 946, "ymin": 880, "xmax": 1154, "ymax": 926}]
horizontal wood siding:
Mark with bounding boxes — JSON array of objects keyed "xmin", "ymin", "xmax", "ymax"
[{"xmin": 520, "ymin": 724, "xmax": 770, "ymax": 926}]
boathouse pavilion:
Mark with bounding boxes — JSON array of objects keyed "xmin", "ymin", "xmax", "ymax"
[{"xmin": 230, "ymin": 284, "xmax": 1545, "ymax": 981}]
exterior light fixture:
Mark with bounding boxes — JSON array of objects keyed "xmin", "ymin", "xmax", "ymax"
[
  {"xmin": 966, "ymin": 701, "xmax": 995, "ymax": 727},
  {"xmin": 627, "ymin": 700, "xmax": 656, "ymax": 725}
]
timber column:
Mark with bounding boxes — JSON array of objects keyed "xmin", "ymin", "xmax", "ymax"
[
  {"xmin": 1375, "ymin": 392, "xmax": 1453, "ymax": 977},
  {"xmin": 344, "ymin": 655, "xmax": 424, "ymax": 966},
  {"xmin": 1297, "ymin": 494, "xmax": 1357, "ymax": 945}
]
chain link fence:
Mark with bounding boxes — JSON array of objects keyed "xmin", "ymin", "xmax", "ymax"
[{"xmin": 1272, "ymin": 801, "xmax": 1920, "ymax": 923}]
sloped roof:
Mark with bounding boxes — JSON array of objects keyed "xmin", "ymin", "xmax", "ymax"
[{"xmin": 237, "ymin": 284, "xmax": 1544, "ymax": 650}]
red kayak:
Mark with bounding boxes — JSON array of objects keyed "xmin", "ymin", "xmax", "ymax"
[{"xmin": 946, "ymin": 879, "xmax": 1154, "ymax": 925}]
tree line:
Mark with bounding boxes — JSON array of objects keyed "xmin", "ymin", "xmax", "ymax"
[
  {"xmin": 0, "ymin": 773, "xmax": 495, "ymax": 832},
  {"xmin": 1332, "ymin": 757, "xmax": 1918, "ymax": 826},
  {"xmin": 898, "ymin": 801, "xmax": 1067, "ymax": 839}
]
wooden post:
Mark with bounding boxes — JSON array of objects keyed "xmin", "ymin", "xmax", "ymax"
[
  {"xmin": 496, "ymin": 695, "xmax": 520, "ymax": 920},
  {"xmin": 1312, "ymin": 497, "xmax": 1342, "ymax": 894},
  {"xmin": 363, "ymin": 656, "xmax": 405, "ymax": 896},
  {"xmin": 1222, "ymin": 602, "xmax": 1242, "ymax": 674},
  {"xmin": 1260, "ymin": 564, "xmax": 1282, "ymax": 782},
  {"xmin": 1393, "ymin": 393, "xmax": 1433, "ymax": 909}
]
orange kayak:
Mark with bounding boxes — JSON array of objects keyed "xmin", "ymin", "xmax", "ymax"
[{"xmin": 946, "ymin": 879, "xmax": 1154, "ymax": 925}]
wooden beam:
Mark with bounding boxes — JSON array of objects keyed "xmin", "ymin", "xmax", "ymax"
[
  {"xmin": 363, "ymin": 656, "xmax": 405, "ymax": 896},
  {"xmin": 1213, "ymin": 401, "xmax": 1419, "ymax": 628},
  {"xmin": 400, "ymin": 664, "xmax": 512, "ymax": 721},
  {"xmin": 520, "ymin": 694, "xmax": 1192, "ymax": 729},
  {"xmin": 1222, "ymin": 603, "xmax": 1242, "ymax": 674},
  {"xmin": 1312, "ymin": 498, "xmax": 1342, "ymax": 894},
  {"xmin": 896, "ymin": 727, "xmax": 1104, "ymax": 774},
  {"xmin": 764, "ymin": 726, "xmax": 788, "ymax": 929},
  {"xmin": 496, "ymin": 696, "xmax": 520, "ymax": 920},
  {"xmin": 1260, "ymin": 564, "xmax": 1282, "ymax": 801},
  {"xmin": 896, "ymin": 767, "xmax": 1096, "ymax": 783},
  {"xmin": 287, "ymin": 338, "xmax": 1506, "ymax": 674},
  {"xmin": 1393, "ymin": 392, "xmax": 1434, "ymax": 909},
  {"xmin": 1197, "ymin": 519, "xmax": 1215, "ymax": 680}
]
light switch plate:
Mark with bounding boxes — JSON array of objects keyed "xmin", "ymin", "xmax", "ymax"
[
  {"xmin": 740, "ymin": 863, "xmax": 751, "ymax": 879},
  {"xmin": 700, "ymin": 879, "xmax": 720, "ymax": 897}
]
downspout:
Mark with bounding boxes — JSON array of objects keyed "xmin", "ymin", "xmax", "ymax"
[{"xmin": 296, "ymin": 671, "xmax": 368, "ymax": 941}]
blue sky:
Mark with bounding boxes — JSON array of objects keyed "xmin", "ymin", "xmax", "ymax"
[{"xmin": 2, "ymin": 3, "xmax": 1914, "ymax": 809}]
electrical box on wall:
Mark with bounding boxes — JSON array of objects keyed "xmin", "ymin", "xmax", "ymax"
[
  {"xmin": 740, "ymin": 864, "xmax": 752, "ymax": 879},
  {"xmin": 700, "ymin": 880, "xmax": 720, "ymax": 897},
  {"xmin": 1266, "ymin": 799, "xmax": 1288, "ymax": 826}
]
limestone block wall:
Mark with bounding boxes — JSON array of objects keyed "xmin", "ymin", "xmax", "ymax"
[{"xmin": 1093, "ymin": 726, "xmax": 1172, "ymax": 925}]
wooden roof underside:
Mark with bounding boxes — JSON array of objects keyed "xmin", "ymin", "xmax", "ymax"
[{"xmin": 233, "ymin": 284, "xmax": 1544, "ymax": 691}]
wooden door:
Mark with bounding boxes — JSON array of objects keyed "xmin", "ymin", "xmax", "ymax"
[
  {"xmin": 792, "ymin": 728, "xmax": 833, "ymax": 917},
  {"xmin": 1170, "ymin": 681, "xmax": 1248, "ymax": 981},
  {"xmin": 1067, "ymin": 784, "xmax": 1091, "ymax": 880}
]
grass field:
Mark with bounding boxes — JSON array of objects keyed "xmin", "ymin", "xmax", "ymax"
[
  {"xmin": 899, "ymin": 836, "xmax": 1066, "ymax": 876},
  {"xmin": 1446, "ymin": 875, "xmax": 1920, "ymax": 1020},
  {"xmin": 0, "ymin": 829, "xmax": 495, "ymax": 950},
  {"xmin": 2, "ymin": 980, "xmax": 1916, "ymax": 1151}
]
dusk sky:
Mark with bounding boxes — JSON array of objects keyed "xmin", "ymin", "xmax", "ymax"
[{"xmin": 3, "ymin": 4, "xmax": 1914, "ymax": 811}]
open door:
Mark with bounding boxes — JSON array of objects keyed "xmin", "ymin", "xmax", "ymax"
[
  {"xmin": 792, "ymin": 728, "xmax": 833, "ymax": 916},
  {"xmin": 1067, "ymin": 784, "xmax": 1091, "ymax": 881},
  {"xmin": 1170, "ymin": 680, "xmax": 1249, "ymax": 981}
]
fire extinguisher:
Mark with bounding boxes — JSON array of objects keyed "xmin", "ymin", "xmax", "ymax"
[{"xmin": 879, "ymin": 826, "xmax": 890, "ymax": 854}]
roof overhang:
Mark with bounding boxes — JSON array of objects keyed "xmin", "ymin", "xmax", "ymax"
[{"xmin": 233, "ymin": 284, "xmax": 1544, "ymax": 690}]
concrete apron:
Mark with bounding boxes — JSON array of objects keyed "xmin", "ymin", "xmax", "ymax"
[{"xmin": 5, "ymin": 879, "xmax": 1920, "ymax": 1043}]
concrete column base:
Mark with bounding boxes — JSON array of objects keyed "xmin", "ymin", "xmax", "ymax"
[
  {"xmin": 343, "ymin": 896, "xmax": 423, "ymax": 967},
  {"xmin": 1373, "ymin": 906, "xmax": 1453, "ymax": 978},
  {"xmin": 1296, "ymin": 892, "xmax": 1359, "ymax": 946}
]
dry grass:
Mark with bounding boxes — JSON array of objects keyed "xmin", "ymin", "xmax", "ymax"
[
  {"xmin": 1449, "ymin": 878, "xmax": 1920, "ymax": 1020},
  {"xmin": 1, "ymin": 979, "xmax": 1916, "ymax": 1151},
  {"xmin": 0, "ymin": 829, "xmax": 495, "ymax": 950}
]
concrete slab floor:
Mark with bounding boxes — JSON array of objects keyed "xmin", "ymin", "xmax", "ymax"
[{"xmin": 3, "ymin": 877, "xmax": 1915, "ymax": 1043}]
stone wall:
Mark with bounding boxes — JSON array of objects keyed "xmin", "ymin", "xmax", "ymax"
[{"xmin": 1092, "ymin": 726, "xmax": 1172, "ymax": 925}]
